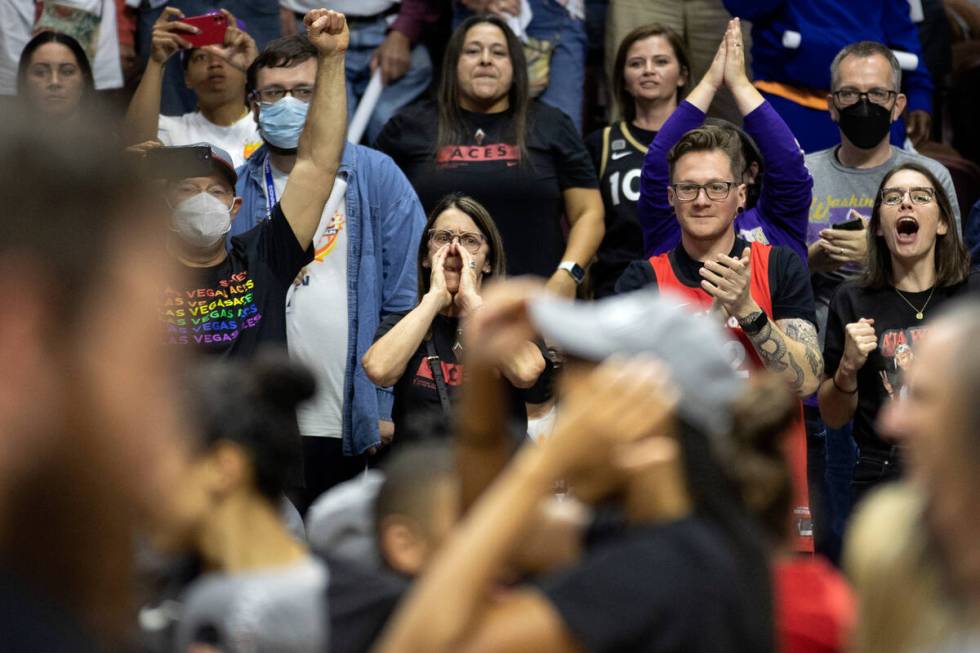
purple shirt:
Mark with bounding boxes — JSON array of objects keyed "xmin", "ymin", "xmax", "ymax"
[{"xmin": 637, "ymin": 100, "xmax": 812, "ymax": 265}]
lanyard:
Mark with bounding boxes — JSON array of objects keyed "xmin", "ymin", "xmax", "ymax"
[{"xmin": 263, "ymin": 157, "xmax": 278, "ymax": 218}]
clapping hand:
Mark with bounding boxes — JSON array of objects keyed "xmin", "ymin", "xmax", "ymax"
[{"xmin": 699, "ymin": 246, "xmax": 759, "ymax": 320}]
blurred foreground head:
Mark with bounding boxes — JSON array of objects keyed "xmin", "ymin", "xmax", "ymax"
[
  {"xmin": 878, "ymin": 298, "xmax": 980, "ymax": 603},
  {"xmin": 0, "ymin": 110, "xmax": 183, "ymax": 644}
]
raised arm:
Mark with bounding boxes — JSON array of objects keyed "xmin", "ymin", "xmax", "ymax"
[
  {"xmin": 124, "ymin": 7, "xmax": 194, "ymax": 144},
  {"xmin": 279, "ymin": 9, "xmax": 348, "ymax": 250}
]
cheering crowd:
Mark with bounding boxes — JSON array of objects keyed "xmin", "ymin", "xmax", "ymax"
[{"xmin": 3, "ymin": 1, "xmax": 980, "ymax": 652}]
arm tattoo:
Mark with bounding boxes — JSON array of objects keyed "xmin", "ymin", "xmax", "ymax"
[{"xmin": 745, "ymin": 318, "xmax": 821, "ymax": 392}]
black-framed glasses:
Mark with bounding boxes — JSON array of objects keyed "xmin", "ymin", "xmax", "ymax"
[
  {"xmin": 671, "ymin": 181, "xmax": 737, "ymax": 201},
  {"xmin": 252, "ymin": 85, "xmax": 315, "ymax": 103},
  {"xmin": 428, "ymin": 229, "xmax": 486, "ymax": 253},
  {"xmin": 832, "ymin": 87, "xmax": 897, "ymax": 107},
  {"xmin": 880, "ymin": 186, "xmax": 935, "ymax": 206}
]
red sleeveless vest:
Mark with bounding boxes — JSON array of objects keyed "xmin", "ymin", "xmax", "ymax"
[{"xmin": 649, "ymin": 241, "xmax": 813, "ymax": 553}]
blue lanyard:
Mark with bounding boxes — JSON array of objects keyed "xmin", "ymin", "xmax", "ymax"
[{"xmin": 263, "ymin": 157, "xmax": 278, "ymax": 218}]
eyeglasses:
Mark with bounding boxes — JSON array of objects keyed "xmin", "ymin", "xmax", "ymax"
[
  {"xmin": 880, "ymin": 186, "xmax": 936, "ymax": 205},
  {"xmin": 428, "ymin": 229, "xmax": 486, "ymax": 253},
  {"xmin": 832, "ymin": 87, "xmax": 897, "ymax": 107},
  {"xmin": 252, "ymin": 85, "xmax": 315, "ymax": 103},
  {"xmin": 671, "ymin": 181, "xmax": 737, "ymax": 201}
]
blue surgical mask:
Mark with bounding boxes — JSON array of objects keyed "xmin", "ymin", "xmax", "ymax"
[{"xmin": 258, "ymin": 96, "xmax": 309, "ymax": 149}]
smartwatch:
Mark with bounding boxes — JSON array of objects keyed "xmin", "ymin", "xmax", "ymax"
[
  {"xmin": 737, "ymin": 310, "xmax": 769, "ymax": 336},
  {"xmin": 558, "ymin": 261, "xmax": 585, "ymax": 285}
]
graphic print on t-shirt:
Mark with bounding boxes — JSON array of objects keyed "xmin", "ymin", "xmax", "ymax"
[
  {"xmin": 878, "ymin": 326, "xmax": 926, "ymax": 399},
  {"xmin": 436, "ymin": 143, "xmax": 519, "ymax": 167},
  {"xmin": 413, "ymin": 357, "xmax": 463, "ymax": 391},
  {"xmin": 313, "ymin": 211, "xmax": 346, "ymax": 262},
  {"xmin": 161, "ymin": 271, "xmax": 261, "ymax": 346}
]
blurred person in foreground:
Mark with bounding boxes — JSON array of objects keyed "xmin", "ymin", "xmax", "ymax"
[
  {"xmin": 0, "ymin": 112, "xmax": 184, "ymax": 650},
  {"xmin": 362, "ymin": 193, "xmax": 550, "ymax": 450},
  {"xmin": 16, "ymin": 31, "xmax": 95, "ymax": 127},
  {"xmin": 844, "ymin": 300, "xmax": 980, "ymax": 653},
  {"xmin": 818, "ymin": 163, "xmax": 976, "ymax": 505},
  {"xmin": 147, "ymin": 353, "xmax": 329, "ymax": 653},
  {"xmin": 149, "ymin": 9, "xmax": 348, "ymax": 359},
  {"xmin": 374, "ymin": 283, "xmax": 780, "ymax": 653},
  {"xmin": 234, "ymin": 33, "xmax": 425, "ymax": 502}
]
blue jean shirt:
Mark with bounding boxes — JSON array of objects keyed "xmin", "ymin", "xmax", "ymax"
[{"xmin": 235, "ymin": 144, "xmax": 426, "ymax": 455}]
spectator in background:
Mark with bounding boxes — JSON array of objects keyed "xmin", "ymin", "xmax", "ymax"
[
  {"xmin": 234, "ymin": 33, "xmax": 425, "ymax": 513},
  {"xmin": 125, "ymin": 7, "xmax": 261, "ymax": 167},
  {"xmin": 727, "ymin": 0, "xmax": 934, "ymax": 151},
  {"xmin": 0, "ymin": 111, "xmax": 184, "ymax": 651},
  {"xmin": 149, "ymin": 353, "xmax": 329, "ymax": 653},
  {"xmin": 152, "ymin": 9, "xmax": 348, "ymax": 358},
  {"xmin": 965, "ymin": 199, "xmax": 980, "ymax": 268},
  {"xmin": 282, "ymin": 0, "xmax": 439, "ymax": 145},
  {"xmin": 133, "ymin": 0, "xmax": 284, "ymax": 117},
  {"xmin": 377, "ymin": 14, "xmax": 603, "ymax": 298},
  {"xmin": 819, "ymin": 163, "xmax": 975, "ymax": 506},
  {"xmin": 804, "ymin": 41, "xmax": 960, "ymax": 560},
  {"xmin": 605, "ymin": 0, "xmax": 746, "ymax": 124},
  {"xmin": 16, "ymin": 31, "xmax": 94, "ymax": 125},
  {"xmin": 362, "ymin": 194, "xmax": 550, "ymax": 449},
  {"xmin": 455, "ymin": 0, "xmax": 588, "ymax": 132},
  {"xmin": 585, "ymin": 23, "xmax": 689, "ymax": 298},
  {"xmin": 637, "ymin": 19, "xmax": 811, "ymax": 265}
]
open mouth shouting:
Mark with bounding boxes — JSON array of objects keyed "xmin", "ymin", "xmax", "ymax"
[{"xmin": 895, "ymin": 216, "xmax": 920, "ymax": 245}]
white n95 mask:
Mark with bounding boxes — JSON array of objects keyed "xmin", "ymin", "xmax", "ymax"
[{"xmin": 171, "ymin": 192, "xmax": 233, "ymax": 248}]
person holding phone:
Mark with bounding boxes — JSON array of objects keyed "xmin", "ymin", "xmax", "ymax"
[{"xmin": 125, "ymin": 8, "xmax": 262, "ymax": 168}]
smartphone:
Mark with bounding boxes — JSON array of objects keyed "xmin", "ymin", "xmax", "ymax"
[
  {"xmin": 181, "ymin": 13, "xmax": 228, "ymax": 48},
  {"xmin": 143, "ymin": 145, "xmax": 214, "ymax": 180},
  {"xmin": 832, "ymin": 217, "xmax": 865, "ymax": 231}
]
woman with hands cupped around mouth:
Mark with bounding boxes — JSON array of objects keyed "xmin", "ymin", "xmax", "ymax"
[{"xmin": 362, "ymin": 193, "xmax": 552, "ymax": 452}]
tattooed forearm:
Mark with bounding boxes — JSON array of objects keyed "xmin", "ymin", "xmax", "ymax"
[{"xmin": 745, "ymin": 317, "xmax": 822, "ymax": 395}]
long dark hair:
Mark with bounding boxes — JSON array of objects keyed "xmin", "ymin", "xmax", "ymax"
[
  {"xmin": 863, "ymin": 162, "xmax": 969, "ymax": 290},
  {"xmin": 612, "ymin": 23, "xmax": 689, "ymax": 123},
  {"xmin": 437, "ymin": 15, "xmax": 530, "ymax": 159},
  {"xmin": 416, "ymin": 193, "xmax": 507, "ymax": 300},
  {"xmin": 16, "ymin": 31, "xmax": 94, "ymax": 108}
]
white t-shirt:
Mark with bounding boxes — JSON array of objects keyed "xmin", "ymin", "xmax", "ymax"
[
  {"xmin": 158, "ymin": 110, "xmax": 262, "ymax": 169},
  {"xmin": 281, "ymin": 0, "xmax": 397, "ymax": 17},
  {"xmin": 280, "ymin": 163, "xmax": 350, "ymax": 439}
]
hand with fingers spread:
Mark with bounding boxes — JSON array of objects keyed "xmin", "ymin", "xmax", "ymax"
[
  {"xmin": 425, "ymin": 243, "xmax": 454, "ymax": 310},
  {"xmin": 842, "ymin": 318, "xmax": 877, "ymax": 374},
  {"xmin": 150, "ymin": 7, "xmax": 198, "ymax": 65},
  {"xmin": 202, "ymin": 9, "xmax": 258, "ymax": 73},
  {"xmin": 699, "ymin": 246, "xmax": 759, "ymax": 320},
  {"xmin": 304, "ymin": 9, "xmax": 349, "ymax": 57},
  {"xmin": 454, "ymin": 244, "xmax": 484, "ymax": 315},
  {"xmin": 540, "ymin": 357, "xmax": 680, "ymax": 483}
]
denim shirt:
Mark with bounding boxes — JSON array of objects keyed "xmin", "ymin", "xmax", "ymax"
[{"xmin": 235, "ymin": 144, "xmax": 425, "ymax": 455}]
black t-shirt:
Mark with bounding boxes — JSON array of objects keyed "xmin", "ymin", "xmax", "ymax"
[
  {"xmin": 615, "ymin": 238, "xmax": 817, "ymax": 324},
  {"xmin": 374, "ymin": 312, "xmax": 554, "ymax": 447},
  {"xmin": 585, "ymin": 121, "xmax": 654, "ymax": 298},
  {"xmin": 376, "ymin": 100, "xmax": 598, "ymax": 278},
  {"xmin": 823, "ymin": 271, "xmax": 980, "ymax": 460},
  {"xmin": 540, "ymin": 517, "xmax": 757, "ymax": 653},
  {"xmin": 324, "ymin": 555, "xmax": 408, "ymax": 653},
  {"xmin": 161, "ymin": 203, "xmax": 312, "ymax": 358}
]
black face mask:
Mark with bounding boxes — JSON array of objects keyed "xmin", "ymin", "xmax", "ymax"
[{"xmin": 837, "ymin": 98, "xmax": 893, "ymax": 149}]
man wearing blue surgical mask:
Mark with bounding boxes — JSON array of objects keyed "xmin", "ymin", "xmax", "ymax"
[
  {"xmin": 155, "ymin": 10, "xmax": 349, "ymax": 365},
  {"xmin": 236, "ymin": 34, "xmax": 426, "ymax": 514}
]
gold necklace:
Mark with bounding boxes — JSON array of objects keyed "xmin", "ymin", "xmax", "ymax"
[{"xmin": 895, "ymin": 286, "xmax": 936, "ymax": 320}]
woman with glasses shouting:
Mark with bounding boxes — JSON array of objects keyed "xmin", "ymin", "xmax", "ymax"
[
  {"xmin": 362, "ymin": 193, "xmax": 552, "ymax": 450},
  {"xmin": 819, "ymin": 162, "xmax": 977, "ymax": 503}
]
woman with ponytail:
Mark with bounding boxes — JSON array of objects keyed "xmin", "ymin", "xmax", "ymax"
[{"xmin": 147, "ymin": 352, "xmax": 328, "ymax": 653}]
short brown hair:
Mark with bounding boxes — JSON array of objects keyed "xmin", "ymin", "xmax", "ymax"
[
  {"xmin": 667, "ymin": 125, "xmax": 746, "ymax": 183},
  {"xmin": 246, "ymin": 34, "xmax": 318, "ymax": 99},
  {"xmin": 862, "ymin": 162, "xmax": 969, "ymax": 289},
  {"xmin": 416, "ymin": 193, "xmax": 507, "ymax": 300},
  {"xmin": 612, "ymin": 24, "xmax": 689, "ymax": 123}
]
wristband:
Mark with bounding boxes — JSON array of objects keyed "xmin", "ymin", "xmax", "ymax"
[{"xmin": 832, "ymin": 374, "xmax": 858, "ymax": 394}]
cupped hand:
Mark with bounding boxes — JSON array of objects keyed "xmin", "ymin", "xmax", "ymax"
[
  {"xmin": 304, "ymin": 9, "xmax": 349, "ymax": 56},
  {"xmin": 425, "ymin": 243, "xmax": 453, "ymax": 309},
  {"xmin": 454, "ymin": 244, "xmax": 483, "ymax": 315},
  {"xmin": 699, "ymin": 246, "xmax": 758, "ymax": 320}
]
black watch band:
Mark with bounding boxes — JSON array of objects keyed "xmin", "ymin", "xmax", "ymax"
[{"xmin": 737, "ymin": 310, "xmax": 769, "ymax": 336}]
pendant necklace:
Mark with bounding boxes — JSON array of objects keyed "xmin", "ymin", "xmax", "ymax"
[{"xmin": 895, "ymin": 285, "xmax": 935, "ymax": 320}]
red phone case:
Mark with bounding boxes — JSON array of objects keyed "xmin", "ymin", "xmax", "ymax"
[{"xmin": 181, "ymin": 13, "xmax": 228, "ymax": 48}]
